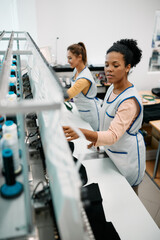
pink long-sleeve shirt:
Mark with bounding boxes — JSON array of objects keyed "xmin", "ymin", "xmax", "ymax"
[{"xmin": 95, "ymin": 91, "xmax": 140, "ymax": 146}]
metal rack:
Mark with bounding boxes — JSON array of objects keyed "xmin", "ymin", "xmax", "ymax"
[
  {"xmin": 0, "ymin": 31, "xmax": 94, "ymax": 240},
  {"xmin": 0, "ymin": 31, "xmax": 65, "ymax": 113},
  {"xmin": 0, "ymin": 31, "xmax": 35, "ymax": 239}
]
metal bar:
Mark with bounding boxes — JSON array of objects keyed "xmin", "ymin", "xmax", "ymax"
[
  {"xmin": 16, "ymin": 33, "xmax": 23, "ymax": 99},
  {"xmin": 0, "ymin": 50, "xmax": 32, "ymax": 55},
  {"xmin": 0, "ymin": 99, "xmax": 61, "ymax": 115},
  {"xmin": 0, "ymin": 30, "xmax": 5, "ymax": 41},
  {"xmin": 0, "ymin": 31, "xmax": 14, "ymax": 100},
  {"xmin": 18, "ymin": 113, "xmax": 34, "ymax": 233},
  {"xmin": 16, "ymin": 31, "xmax": 33, "ymax": 233},
  {"xmin": 2, "ymin": 37, "xmax": 26, "ymax": 41},
  {"xmin": 13, "ymin": 50, "xmax": 32, "ymax": 55},
  {"xmin": 5, "ymin": 31, "xmax": 24, "ymax": 34}
]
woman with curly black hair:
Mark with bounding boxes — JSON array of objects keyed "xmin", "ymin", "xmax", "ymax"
[{"xmin": 63, "ymin": 39, "xmax": 146, "ymax": 195}]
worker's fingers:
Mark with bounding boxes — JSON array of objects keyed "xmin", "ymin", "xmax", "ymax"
[
  {"xmin": 62, "ymin": 126, "xmax": 79, "ymax": 140},
  {"xmin": 62, "ymin": 126, "xmax": 69, "ymax": 132},
  {"xmin": 62, "ymin": 126, "xmax": 69, "ymax": 130},
  {"xmin": 87, "ymin": 143, "xmax": 94, "ymax": 149},
  {"xmin": 67, "ymin": 132, "xmax": 79, "ymax": 139},
  {"xmin": 62, "ymin": 126, "xmax": 73, "ymax": 133},
  {"xmin": 66, "ymin": 136, "xmax": 78, "ymax": 141},
  {"xmin": 66, "ymin": 134, "xmax": 79, "ymax": 141}
]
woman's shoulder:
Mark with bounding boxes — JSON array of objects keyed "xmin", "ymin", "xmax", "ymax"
[
  {"xmin": 78, "ymin": 67, "xmax": 94, "ymax": 81},
  {"xmin": 79, "ymin": 66, "xmax": 90, "ymax": 75},
  {"xmin": 119, "ymin": 85, "xmax": 142, "ymax": 106}
]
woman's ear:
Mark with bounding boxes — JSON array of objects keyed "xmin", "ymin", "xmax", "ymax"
[
  {"xmin": 126, "ymin": 64, "xmax": 131, "ymax": 73},
  {"xmin": 78, "ymin": 54, "xmax": 82, "ymax": 61}
]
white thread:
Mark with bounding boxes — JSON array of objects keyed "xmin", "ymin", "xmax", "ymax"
[
  {"xmin": 2, "ymin": 121, "xmax": 18, "ymax": 142},
  {"xmin": 6, "ymin": 92, "xmax": 17, "ymax": 102},
  {"xmin": 9, "ymin": 75, "xmax": 17, "ymax": 84},
  {"xmin": 10, "ymin": 64, "xmax": 17, "ymax": 71}
]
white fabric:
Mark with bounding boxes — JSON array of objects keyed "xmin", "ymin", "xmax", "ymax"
[
  {"xmin": 100, "ymin": 84, "xmax": 146, "ymax": 186},
  {"xmin": 71, "ymin": 67, "xmax": 100, "ymax": 131}
]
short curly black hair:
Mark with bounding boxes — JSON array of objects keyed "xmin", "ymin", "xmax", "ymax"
[{"xmin": 107, "ymin": 39, "xmax": 142, "ymax": 68}]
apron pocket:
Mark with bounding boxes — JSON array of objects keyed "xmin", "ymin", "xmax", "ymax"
[{"xmin": 107, "ymin": 148, "xmax": 129, "ymax": 176}]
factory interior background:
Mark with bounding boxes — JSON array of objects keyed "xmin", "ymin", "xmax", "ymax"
[{"xmin": 0, "ymin": 0, "xmax": 160, "ymax": 238}]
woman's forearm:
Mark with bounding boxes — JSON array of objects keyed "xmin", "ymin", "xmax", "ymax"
[{"xmin": 79, "ymin": 128, "xmax": 98, "ymax": 143}]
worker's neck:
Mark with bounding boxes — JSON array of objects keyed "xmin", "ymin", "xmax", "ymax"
[{"xmin": 76, "ymin": 63, "xmax": 86, "ymax": 74}]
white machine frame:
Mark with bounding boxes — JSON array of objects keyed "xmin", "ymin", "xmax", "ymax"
[{"xmin": 0, "ymin": 31, "xmax": 94, "ymax": 240}]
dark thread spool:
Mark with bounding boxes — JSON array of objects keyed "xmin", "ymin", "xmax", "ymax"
[
  {"xmin": 0, "ymin": 148, "xmax": 23, "ymax": 199},
  {"xmin": 10, "ymin": 69, "xmax": 16, "ymax": 77},
  {"xmin": 9, "ymin": 83, "xmax": 17, "ymax": 94},
  {"xmin": 2, "ymin": 148, "xmax": 15, "ymax": 186}
]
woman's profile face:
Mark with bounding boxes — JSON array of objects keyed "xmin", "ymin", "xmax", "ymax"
[
  {"xmin": 104, "ymin": 51, "xmax": 130, "ymax": 84},
  {"xmin": 67, "ymin": 50, "xmax": 82, "ymax": 68}
]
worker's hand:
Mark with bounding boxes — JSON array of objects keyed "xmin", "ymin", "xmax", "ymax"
[
  {"xmin": 87, "ymin": 143, "xmax": 94, "ymax": 149},
  {"xmin": 87, "ymin": 143, "xmax": 99, "ymax": 152},
  {"xmin": 62, "ymin": 126, "xmax": 79, "ymax": 141}
]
